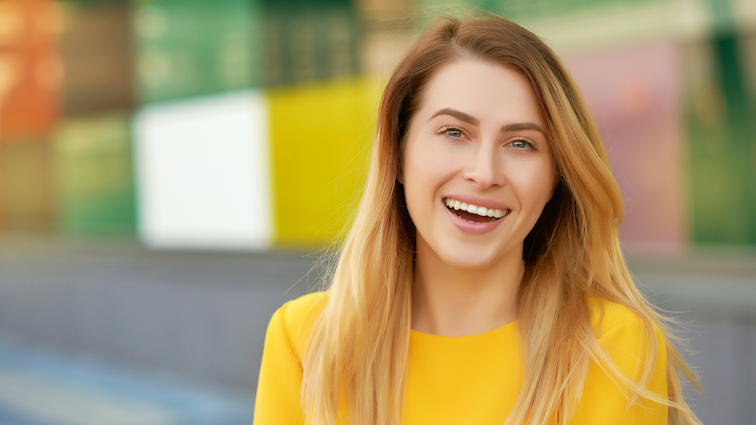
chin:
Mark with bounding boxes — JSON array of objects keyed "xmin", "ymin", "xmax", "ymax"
[{"xmin": 437, "ymin": 245, "xmax": 504, "ymax": 270}]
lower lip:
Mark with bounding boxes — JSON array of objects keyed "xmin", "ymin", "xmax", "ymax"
[{"xmin": 444, "ymin": 204, "xmax": 507, "ymax": 234}]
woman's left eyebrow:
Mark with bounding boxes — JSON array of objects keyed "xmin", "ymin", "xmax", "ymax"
[{"xmin": 501, "ymin": 122, "xmax": 544, "ymax": 134}]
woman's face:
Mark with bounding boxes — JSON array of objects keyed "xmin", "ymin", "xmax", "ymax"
[{"xmin": 400, "ymin": 61, "xmax": 556, "ymax": 269}]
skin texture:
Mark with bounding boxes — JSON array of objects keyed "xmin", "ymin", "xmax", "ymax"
[{"xmin": 400, "ymin": 61, "xmax": 557, "ymax": 336}]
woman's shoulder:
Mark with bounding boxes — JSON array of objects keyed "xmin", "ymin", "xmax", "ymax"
[
  {"xmin": 576, "ymin": 300, "xmax": 669, "ymax": 424},
  {"xmin": 270, "ymin": 291, "xmax": 329, "ymax": 353},
  {"xmin": 586, "ymin": 297, "xmax": 666, "ymax": 377},
  {"xmin": 588, "ymin": 297, "xmax": 663, "ymax": 342}
]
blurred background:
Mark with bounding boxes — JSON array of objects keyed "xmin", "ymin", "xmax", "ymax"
[{"xmin": 0, "ymin": 0, "xmax": 754, "ymax": 423}]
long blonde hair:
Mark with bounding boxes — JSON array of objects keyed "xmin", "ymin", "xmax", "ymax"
[{"xmin": 302, "ymin": 14, "xmax": 701, "ymax": 425}]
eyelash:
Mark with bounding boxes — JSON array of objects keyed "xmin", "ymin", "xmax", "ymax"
[
  {"xmin": 438, "ymin": 126, "xmax": 537, "ymax": 151},
  {"xmin": 440, "ymin": 126, "xmax": 465, "ymax": 139}
]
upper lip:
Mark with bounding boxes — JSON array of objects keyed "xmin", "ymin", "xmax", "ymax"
[{"xmin": 443, "ymin": 194, "xmax": 509, "ymax": 210}]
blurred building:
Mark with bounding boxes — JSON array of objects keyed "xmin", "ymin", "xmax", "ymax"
[
  {"xmin": 0, "ymin": 0, "xmax": 753, "ymax": 250},
  {"xmin": 0, "ymin": 2, "xmax": 754, "ymax": 424}
]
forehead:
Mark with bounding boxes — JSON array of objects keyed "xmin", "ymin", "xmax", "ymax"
[{"xmin": 416, "ymin": 61, "xmax": 544, "ymax": 127}]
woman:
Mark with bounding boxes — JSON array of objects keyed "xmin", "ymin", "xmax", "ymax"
[{"xmin": 254, "ymin": 14, "xmax": 701, "ymax": 425}]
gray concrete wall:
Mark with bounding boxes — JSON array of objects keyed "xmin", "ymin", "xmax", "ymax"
[
  {"xmin": 628, "ymin": 252, "xmax": 756, "ymax": 424},
  {"xmin": 0, "ymin": 239, "xmax": 754, "ymax": 423},
  {"xmin": 0, "ymin": 239, "xmax": 315, "ymax": 394}
]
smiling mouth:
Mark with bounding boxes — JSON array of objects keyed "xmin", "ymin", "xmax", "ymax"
[{"xmin": 444, "ymin": 198, "xmax": 511, "ymax": 224}]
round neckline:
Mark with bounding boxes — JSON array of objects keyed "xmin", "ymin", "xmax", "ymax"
[{"xmin": 410, "ymin": 319, "xmax": 518, "ymax": 339}]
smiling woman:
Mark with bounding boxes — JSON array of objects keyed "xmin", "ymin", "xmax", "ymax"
[
  {"xmin": 254, "ymin": 14, "xmax": 702, "ymax": 425},
  {"xmin": 401, "ymin": 62, "xmax": 555, "ymax": 275}
]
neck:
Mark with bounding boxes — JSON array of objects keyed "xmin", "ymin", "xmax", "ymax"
[{"xmin": 411, "ymin": 239, "xmax": 524, "ymax": 337}]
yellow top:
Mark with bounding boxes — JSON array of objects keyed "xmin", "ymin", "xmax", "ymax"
[{"xmin": 254, "ymin": 292, "xmax": 668, "ymax": 424}]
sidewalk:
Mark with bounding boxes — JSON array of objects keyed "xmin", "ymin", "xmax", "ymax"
[{"xmin": 0, "ymin": 338, "xmax": 255, "ymax": 425}]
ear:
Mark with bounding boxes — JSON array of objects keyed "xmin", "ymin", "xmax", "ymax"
[{"xmin": 396, "ymin": 162, "xmax": 404, "ymax": 185}]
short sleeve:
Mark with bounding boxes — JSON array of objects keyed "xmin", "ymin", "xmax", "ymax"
[
  {"xmin": 253, "ymin": 305, "xmax": 306, "ymax": 424},
  {"xmin": 571, "ymin": 315, "xmax": 668, "ymax": 425}
]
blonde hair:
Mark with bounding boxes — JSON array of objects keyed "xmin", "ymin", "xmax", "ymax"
[{"xmin": 302, "ymin": 15, "xmax": 701, "ymax": 425}]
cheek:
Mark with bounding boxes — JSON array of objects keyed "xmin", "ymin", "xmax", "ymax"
[
  {"xmin": 404, "ymin": 141, "xmax": 458, "ymax": 195},
  {"xmin": 510, "ymin": 160, "xmax": 556, "ymax": 208}
]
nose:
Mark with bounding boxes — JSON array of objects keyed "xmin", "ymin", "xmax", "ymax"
[{"xmin": 461, "ymin": 143, "xmax": 505, "ymax": 189}]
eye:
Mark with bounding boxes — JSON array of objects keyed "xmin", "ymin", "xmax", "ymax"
[
  {"xmin": 438, "ymin": 126, "xmax": 465, "ymax": 139},
  {"xmin": 446, "ymin": 128, "xmax": 463, "ymax": 137},
  {"xmin": 441, "ymin": 126, "xmax": 464, "ymax": 138},
  {"xmin": 509, "ymin": 138, "xmax": 535, "ymax": 150}
]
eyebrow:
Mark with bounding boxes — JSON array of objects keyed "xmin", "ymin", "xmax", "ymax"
[
  {"xmin": 501, "ymin": 122, "xmax": 545, "ymax": 134},
  {"xmin": 430, "ymin": 108, "xmax": 479, "ymax": 125},
  {"xmin": 429, "ymin": 108, "xmax": 545, "ymax": 135}
]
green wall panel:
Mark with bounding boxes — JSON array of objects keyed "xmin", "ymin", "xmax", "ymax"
[
  {"xmin": 688, "ymin": 32, "xmax": 756, "ymax": 244},
  {"xmin": 53, "ymin": 113, "xmax": 137, "ymax": 235},
  {"xmin": 264, "ymin": 0, "xmax": 351, "ymax": 6},
  {"xmin": 417, "ymin": 0, "xmax": 663, "ymax": 20},
  {"xmin": 133, "ymin": 0, "xmax": 263, "ymax": 103},
  {"xmin": 263, "ymin": 4, "xmax": 361, "ymax": 86}
]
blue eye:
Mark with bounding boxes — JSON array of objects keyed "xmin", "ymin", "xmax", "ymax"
[
  {"xmin": 511, "ymin": 139, "xmax": 531, "ymax": 149},
  {"xmin": 445, "ymin": 128, "xmax": 463, "ymax": 138}
]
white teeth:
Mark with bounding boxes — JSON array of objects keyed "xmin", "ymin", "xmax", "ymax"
[
  {"xmin": 444, "ymin": 198, "xmax": 507, "ymax": 219},
  {"xmin": 494, "ymin": 209, "xmax": 509, "ymax": 218}
]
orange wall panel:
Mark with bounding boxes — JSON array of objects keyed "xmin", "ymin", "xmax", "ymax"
[{"xmin": 0, "ymin": 0, "xmax": 60, "ymax": 139}]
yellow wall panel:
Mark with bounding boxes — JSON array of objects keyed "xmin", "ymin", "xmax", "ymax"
[
  {"xmin": 268, "ymin": 77, "xmax": 382, "ymax": 247},
  {"xmin": 0, "ymin": 139, "xmax": 55, "ymax": 233}
]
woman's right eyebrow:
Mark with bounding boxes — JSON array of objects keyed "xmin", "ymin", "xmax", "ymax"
[{"xmin": 429, "ymin": 108, "xmax": 480, "ymax": 125}]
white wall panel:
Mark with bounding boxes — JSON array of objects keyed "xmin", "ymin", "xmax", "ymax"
[{"xmin": 134, "ymin": 91, "xmax": 272, "ymax": 249}]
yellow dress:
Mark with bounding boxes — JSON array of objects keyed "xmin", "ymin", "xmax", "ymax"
[{"xmin": 254, "ymin": 292, "xmax": 668, "ymax": 424}]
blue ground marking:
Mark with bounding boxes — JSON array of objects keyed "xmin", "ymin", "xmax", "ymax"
[
  {"xmin": 0, "ymin": 338, "xmax": 255, "ymax": 425},
  {"xmin": 0, "ymin": 403, "xmax": 57, "ymax": 425}
]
